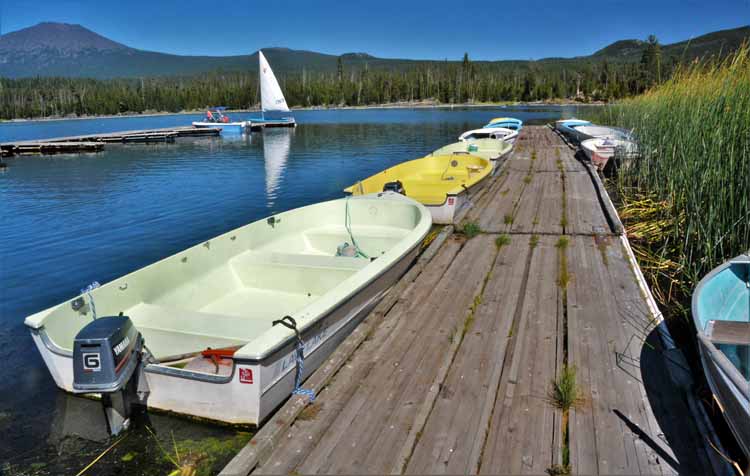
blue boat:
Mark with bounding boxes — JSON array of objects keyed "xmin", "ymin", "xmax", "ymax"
[
  {"xmin": 192, "ymin": 107, "xmax": 249, "ymax": 133},
  {"xmin": 554, "ymin": 118, "xmax": 591, "ymax": 138},
  {"xmin": 483, "ymin": 117, "xmax": 523, "ymax": 131},
  {"xmin": 692, "ymin": 254, "xmax": 750, "ymax": 459}
]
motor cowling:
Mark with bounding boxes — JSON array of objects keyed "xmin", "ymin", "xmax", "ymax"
[
  {"xmin": 72, "ymin": 315, "xmax": 143, "ymax": 435},
  {"xmin": 382, "ymin": 180, "xmax": 406, "ymax": 195},
  {"xmin": 73, "ymin": 315, "xmax": 142, "ymax": 393}
]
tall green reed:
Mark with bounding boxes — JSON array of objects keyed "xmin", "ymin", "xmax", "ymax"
[{"xmin": 589, "ymin": 45, "xmax": 750, "ymax": 307}]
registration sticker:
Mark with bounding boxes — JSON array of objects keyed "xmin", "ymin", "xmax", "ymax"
[{"xmin": 239, "ymin": 368, "xmax": 254, "ymax": 384}]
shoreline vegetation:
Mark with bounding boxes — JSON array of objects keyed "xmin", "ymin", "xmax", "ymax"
[
  {"xmin": 589, "ymin": 44, "xmax": 749, "ymax": 367},
  {"xmin": 0, "ymin": 37, "xmax": 685, "ymax": 121},
  {"xmin": 0, "ymin": 99, "xmax": 606, "ymax": 124}
]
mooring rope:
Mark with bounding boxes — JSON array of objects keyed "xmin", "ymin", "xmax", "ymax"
[
  {"xmin": 80, "ymin": 281, "xmax": 101, "ymax": 319},
  {"xmin": 345, "ymin": 196, "xmax": 369, "ymax": 259},
  {"xmin": 272, "ymin": 316, "xmax": 315, "ymax": 401}
]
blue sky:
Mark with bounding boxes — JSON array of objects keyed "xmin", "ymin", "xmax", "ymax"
[{"xmin": 1, "ymin": 0, "xmax": 748, "ymax": 59}]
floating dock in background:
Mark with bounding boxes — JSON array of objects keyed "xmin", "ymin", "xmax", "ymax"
[
  {"xmin": 0, "ymin": 126, "xmax": 221, "ymax": 156},
  {"xmin": 221, "ymin": 126, "xmax": 730, "ymax": 476}
]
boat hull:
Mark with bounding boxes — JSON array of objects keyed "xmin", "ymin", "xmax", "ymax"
[
  {"xmin": 29, "ymin": 243, "xmax": 417, "ymax": 425},
  {"xmin": 697, "ymin": 337, "xmax": 750, "ymax": 459},
  {"xmin": 192, "ymin": 121, "xmax": 249, "ymax": 133}
]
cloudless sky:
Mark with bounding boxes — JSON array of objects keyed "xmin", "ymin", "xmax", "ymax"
[{"xmin": 1, "ymin": 0, "xmax": 748, "ymax": 59}]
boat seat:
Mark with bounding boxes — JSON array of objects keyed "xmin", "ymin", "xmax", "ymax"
[
  {"xmin": 707, "ymin": 320, "xmax": 750, "ymax": 345},
  {"xmin": 235, "ymin": 251, "xmax": 370, "ymax": 270},
  {"xmin": 126, "ymin": 302, "xmax": 271, "ymax": 361}
]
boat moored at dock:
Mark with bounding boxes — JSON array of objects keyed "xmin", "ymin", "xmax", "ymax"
[
  {"xmin": 459, "ymin": 127, "xmax": 518, "ymax": 145},
  {"xmin": 580, "ymin": 137, "xmax": 639, "ymax": 171},
  {"xmin": 692, "ymin": 254, "xmax": 750, "ymax": 459},
  {"xmin": 431, "ymin": 139, "xmax": 512, "ymax": 175},
  {"xmin": 344, "ymin": 154, "xmax": 492, "ymax": 224},
  {"xmin": 569, "ymin": 124, "xmax": 631, "ymax": 143},
  {"xmin": 483, "ymin": 117, "xmax": 523, "ymax": 130},
  {"xmin": 25, "ymin": 193, "xmax": 431, "ymax": 427},
  {"xmin": 554, "ymin": 118, "xmax": 591, "ymax": 137}
]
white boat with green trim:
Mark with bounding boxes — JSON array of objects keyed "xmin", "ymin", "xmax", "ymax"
[{"xmin": 25, "ymin": 193, "xmax": 431, "ymax": 427}]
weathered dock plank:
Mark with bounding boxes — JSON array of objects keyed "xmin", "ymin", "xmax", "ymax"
[
  {"xmin": 479, "ymin": 235, "xmax": 562, "ymax": 474},
  {"xmin": 404, "ymin": 235, "xmax": 530, "ymax": 474},
  {"xmin": 463, "ymin": 170, "xmax": 523, "ymax": 233},
  {"xmin": 566, "ymin": 170, "xmax": 611, "ymax": 235}
]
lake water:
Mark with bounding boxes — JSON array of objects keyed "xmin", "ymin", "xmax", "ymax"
[{"xmin": 0, "ymin": 106, "xmax": 586, "ymax": 474}]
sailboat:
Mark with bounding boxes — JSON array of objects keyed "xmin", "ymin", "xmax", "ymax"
[{"xmin": 251, "ymin": 50, "xmax": 296, "ymax": 129}]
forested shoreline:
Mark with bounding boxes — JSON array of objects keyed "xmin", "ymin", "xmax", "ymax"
[{"xmin": 0, "ymin": 38, "xmax": 677, "ymax": 120}]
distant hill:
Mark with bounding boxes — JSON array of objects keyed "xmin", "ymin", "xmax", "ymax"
[{"xmin": 0, "ymin": 22, "xmax": 747, "ymax": 79}]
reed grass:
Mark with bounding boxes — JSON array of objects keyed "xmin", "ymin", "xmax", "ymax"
[{"xmin": 589, "ymin": 45, "xmax": 750, "ymax": 315}]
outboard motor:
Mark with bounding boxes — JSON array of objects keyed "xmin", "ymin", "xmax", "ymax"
[
  {"xmin": 382, "ymin": 180, "xmax": 406, "ymax": 195},
  {"xmin": 72, "ymin": 315, "xmax": 144, "ymax": 436}
]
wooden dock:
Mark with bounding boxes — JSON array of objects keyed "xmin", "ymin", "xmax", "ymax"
[
  {"xmin": 0, "ymin": 126, "xmax": 221, "ymax": 156},
  {"xmin": 221, "ymin": 126, "xmax": 729, "ymax": 476}
]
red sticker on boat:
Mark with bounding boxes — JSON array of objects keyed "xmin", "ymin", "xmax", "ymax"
[
  {"xmin": 448, "ymin": 197, "xmax": 455, "ymax": 205},
  {"xmin": 239, "ymin": 368, "xmax": 254, "ymax": 384}
]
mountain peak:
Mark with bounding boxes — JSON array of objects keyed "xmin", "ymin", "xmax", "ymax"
[{"xmin": 0, "ymin": 22, "xmax": 129, "ymax": 53}]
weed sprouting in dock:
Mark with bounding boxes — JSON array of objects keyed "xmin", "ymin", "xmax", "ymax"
[
  {"xmin": 503, "ymin": 214, "xmax": 514, "ymax": 225},
  {"xmin": 495, "ymin": 234, "xmax": 511, "ymax": 249},
  {"xmin": 550, "ymin": 365, "xmax": 580, "ymax": 411},
  {"xmin": 461, "ymin": 221, "xmax": 482, "ymax": 239},
  {"xmin": 529, "ymin": 235, "xmax": 540, "ymax": 249},
  {"xmin": 556, "ymin": 237, "xmax": 570, "ymax": 289}
]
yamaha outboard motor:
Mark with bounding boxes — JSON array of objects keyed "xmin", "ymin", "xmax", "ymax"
[
  {"xmin": 382, "ymin": 180, "xmax": 406, "ymax": 195},
  {"xmin": 72, "ymin": 315, "xmax": 144, "ymax": 436}
]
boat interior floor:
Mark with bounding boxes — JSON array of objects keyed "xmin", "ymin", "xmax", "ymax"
[{"xmin": 124, "ymin": 226, "xmax": 409, "ymax": 361}]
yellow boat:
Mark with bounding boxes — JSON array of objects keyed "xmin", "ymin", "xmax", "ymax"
[{"xmin": 344, "ymin": 154, "xmax": 491, "ymax": 224}]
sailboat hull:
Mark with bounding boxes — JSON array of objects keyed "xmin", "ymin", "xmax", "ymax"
[{"xmin": 249, "ymin": 117, "xmax": 297, "ymax": 131}]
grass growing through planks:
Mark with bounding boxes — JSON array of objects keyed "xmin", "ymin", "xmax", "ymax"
[
  {"xmin": 529, "ymin": 234, "xmax": 540, "ymax": 249},
  {"xmin": 503, "ymin": 214, "xmax": 514, "ymax": 225},
  {"xmin": 556, "ymin": 237, "xmax": 570, "ymax": 288},
  {"xmin": 461, "ymin": 221, "xmax": 482, "ymax": 238},
  {"xmin": 585, "ymin": 45, "xmax": 750, "ymax": 320},
  {"xmin": 549, "ymin": 365, "xmax": 581, "ymax": 411},
  {"xmin": 495, "ymin": 234, "xmax": 511, "ymax": 249}
]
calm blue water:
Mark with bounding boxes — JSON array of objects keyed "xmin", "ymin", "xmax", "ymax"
[{"xmin": 0, "ymin": 105, "xmax": 583, "ymax": 473}]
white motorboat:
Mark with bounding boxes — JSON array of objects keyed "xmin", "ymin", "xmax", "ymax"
[{"xmin": 459, "ymin": 127, "xmax": 518, "ymax": 145}]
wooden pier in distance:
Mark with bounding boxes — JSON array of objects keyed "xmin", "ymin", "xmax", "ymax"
[
  {"xmin": 221, "ymin": 126, "xmax": 729, "ymax": 476},
  {"xmin": 0, "ymin": 126, "xmax": 221, "ymax": 156}
]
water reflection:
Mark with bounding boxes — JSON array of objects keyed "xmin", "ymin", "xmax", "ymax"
[{"xmin": 262, "ymin": 129, "xmax": 293, "ymax": 206}]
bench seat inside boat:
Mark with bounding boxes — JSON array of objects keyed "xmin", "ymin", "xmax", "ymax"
[
  {"xmin": 126, "ymin": 252, "xmax": 373, "ymax": 361},
  {"xmin": 707, "ymin": 320, "xmax": 750, "ymax": 345}
]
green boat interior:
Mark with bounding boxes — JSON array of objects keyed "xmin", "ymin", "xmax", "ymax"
[{"xmin": 27, "ymin": 197, "xmax": 423, "ymax": 363}]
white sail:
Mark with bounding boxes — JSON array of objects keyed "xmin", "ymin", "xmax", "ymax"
[
  {"xmin": 263, "ymin": 130, "xmax": 292, "ymax": 203},
  {"xmin": 259, "ymin": 50, "xmax": 290, "ymax": 113}
]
